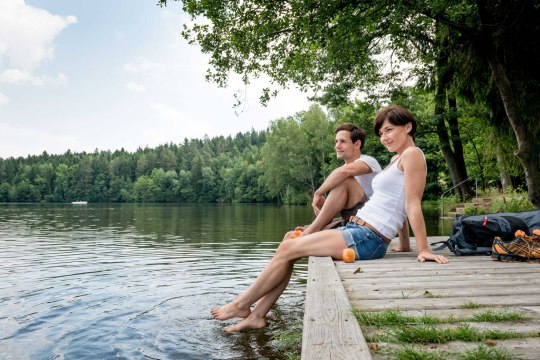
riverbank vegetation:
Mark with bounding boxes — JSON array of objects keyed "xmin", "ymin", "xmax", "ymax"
[
  {"xmin": 2, "ymin": 1, "xmax": 539, "ymax": 208},
  {"xmin": 0, "ymin": 96, "xmax": 534, "ymax": 206}
]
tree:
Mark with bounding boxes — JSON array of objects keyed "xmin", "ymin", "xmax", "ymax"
[{"xmin": 159, "ymin": 0, "xmax": 540, "ymax": 206}]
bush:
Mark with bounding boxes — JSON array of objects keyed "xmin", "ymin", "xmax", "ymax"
[
  {"xmin": 489, "ymin": 187, "xmax": 534, "ymax": 213},
  {"xmin": 463, "ymin": 203, "xmax": 488, "ymax": 215}
]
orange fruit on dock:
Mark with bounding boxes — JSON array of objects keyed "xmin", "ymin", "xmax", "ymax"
[
  {"xmin": 291, "ymin": 229, "xmax": 303, "ymax": 238},
  {"xmin": 342, "ymin": 248, "xmax": 356, "ymax": 263}
]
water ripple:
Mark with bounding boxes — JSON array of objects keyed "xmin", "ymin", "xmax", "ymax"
[{"xmin": 0, "ymin": 204, "xmax": 310, "ymax": 359}]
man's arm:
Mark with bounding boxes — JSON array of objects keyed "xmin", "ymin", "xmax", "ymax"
[
  {"xmin": 316, "ymin": 161, "xmax": 372, "ymax": 196},
  {"xmin": 312, "ymin": 161, "xmax": 372, "ymax": 215}
]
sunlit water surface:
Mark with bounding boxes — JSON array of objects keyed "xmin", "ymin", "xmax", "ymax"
[{"xmin": 0, "ymin": 203, "xmax": 451, "ymax": 359}]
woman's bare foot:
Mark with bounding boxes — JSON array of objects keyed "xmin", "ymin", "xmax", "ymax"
[
  {"xmin": 391, "ymin": 245, "xmax": 411, "ymax": 252},
  {"xmin": 211, "ymin": 301, "xmax": 251, "ymax": 321},
  {"xmin": 224, "ymin": 315, "xmax": 266, "ymax": 332}
]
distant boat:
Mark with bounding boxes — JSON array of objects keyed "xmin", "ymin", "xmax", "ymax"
[{"xmin": 71, "ymin": 201, "xmax": 88, "ymax": 205}]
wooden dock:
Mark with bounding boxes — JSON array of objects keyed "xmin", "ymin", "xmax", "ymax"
[{"xmin": 301, "ymin": 236, "xmax": 540, "ymax": 359}]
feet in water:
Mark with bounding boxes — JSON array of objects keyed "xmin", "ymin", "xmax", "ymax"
[
  {"xmin": 210, "ymin": 301, "xmax": 251, "ymax": 321},
  {"xmin": 224, "ymin": 314, "xmax": 266, "ymax": 332}
]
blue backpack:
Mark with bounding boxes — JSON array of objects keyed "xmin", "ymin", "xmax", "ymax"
[{"xmin": 431, "ymin": 210, "xmax": 540, "ymax": 256}]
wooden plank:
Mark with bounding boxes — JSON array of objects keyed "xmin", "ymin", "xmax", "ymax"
[
  {"xmin": 338, "ymin": 261, "xmax": 538, "ymax": 275},
  {"xmin": 302, "ymin": 256, "xmax": 372, "ymax": 360},
  {"xmin": 387, "ymin": 306, "xmax": 540, "ymax": 318},
  {"xmin": 350, "ymin": 293, "xmax": 540, "ymax": 311},
  {"xmin": 304, "ymin": 236, "xmax": 540, "ymax": 359},
  {"xmin": 372, "ymin": 338, "xmax": 540, "ymax": 360},
  {"xmin": 341, "ymin": 278, "xmax": 540, "ymax": 292},
  {"xmin": 343, "ymin": 286, "xmax": 539, "ymax": 300},
  {"xmin": 362, "ymin": 320, "xmax": 540, "ymax": 339}
]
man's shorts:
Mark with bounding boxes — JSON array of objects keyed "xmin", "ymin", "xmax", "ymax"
[
  {"xmin": 340, "ymin": 192, "xmax": 369, "ymax": 220},
  {"xmin": 322, "ymin": 193, "xmax": 369, "ymax": 230}
]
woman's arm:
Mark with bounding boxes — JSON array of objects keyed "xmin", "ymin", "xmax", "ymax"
[
  {"xmin": 400, "ymin": 147, "xmax": 448, "ymax": 264},
  {"xmin": 393, "ymin": 219, "xmax": 411, "ymax": 252}
]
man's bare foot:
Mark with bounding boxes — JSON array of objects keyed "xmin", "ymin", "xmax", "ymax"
[
  {"xmin": 391, "ymin": 245, "xmax": 411, "ymax": 252},
  {"xmin": 211, "ymin": 301, "xmax": 251, "ymax": 321},
  {"xmin": 223, "ymin": 315, "xmax": 266, "ymax": 332}
]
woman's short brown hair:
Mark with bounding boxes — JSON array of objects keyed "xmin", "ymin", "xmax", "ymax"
[{"xmin": 373, "ymin": 105, "xmax": 417, "ymax": 141}]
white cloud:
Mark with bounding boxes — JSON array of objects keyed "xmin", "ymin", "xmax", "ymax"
[
  {"xmin": 0, "ymin": 121, "xmax": 78, "ymax": 158},
  {"xmin": 0, "ymin": 0, "xmax": 76, "ymax": 81},
  {"xmin": 126, "ymin": 82, "xmax": 146, "ymax": 92},
  {"xmin": 0, "ymin": 92, "xmax": 9, "ymax": 106},
  {"xmin": 146, "ymin": 102, "xmax": 212, "ymax": 140},
  {"xmin": 123, "ymin": 57, "xmax": 168, "ymax": 77},
  {"xmin": 0, "ymin": 69, "xmax": 68, "ymax": 85}
]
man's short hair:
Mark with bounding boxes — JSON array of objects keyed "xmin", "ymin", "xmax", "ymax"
[{"xmin": 335, "ymin": 123, "xmax": 366, "ymax": 150}]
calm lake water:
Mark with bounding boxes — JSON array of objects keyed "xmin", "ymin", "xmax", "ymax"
[{"xmin": 0, "ymin": 203, "xmax": 452, "ymax": 359}]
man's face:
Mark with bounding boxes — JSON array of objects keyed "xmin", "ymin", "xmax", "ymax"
[{"xmin": 335, "ymin": 130, "xmax": 359, "ymax": 161}]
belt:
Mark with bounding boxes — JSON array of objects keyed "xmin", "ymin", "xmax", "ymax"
[{"xmin": 348, "ymin": 216, "xmax": 391, "ymax": 245}]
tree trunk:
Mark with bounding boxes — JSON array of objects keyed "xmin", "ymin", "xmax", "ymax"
[
  {"xmin": 434, "ymin": 34, "xmax": 473, "ymax": 201},
  {"xmin": 447, "ymin": 97, "xmax": 475, "ymax": 198},
  {"xmin": 435, "ymin": 84, "xmax": 466, "ymax": 201},
  {"xmin": 476, "ymin": 0, "xmax": 540, "ymax": 207},
  {"xmin": 495, "ymin": 142, "xmax": 512, "ymax": 192},
  {"xmin": 485, "ymin": 55, "xmax": 540, "ymax": 206}
]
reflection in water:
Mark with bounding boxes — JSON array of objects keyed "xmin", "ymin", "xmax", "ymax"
[
  {"xmin": 0, "ymin": 204, "xmax": 312, "ymax": 359},
  {"xmin": 0, "ymin": 203, "xmax": 450, "ymax": 359}
]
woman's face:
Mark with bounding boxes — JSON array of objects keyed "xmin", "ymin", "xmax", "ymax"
[{"xmin": 378, "ymin": 119, "xmax": 411, "ymax": 153}]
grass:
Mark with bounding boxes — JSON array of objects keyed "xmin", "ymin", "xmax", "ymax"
[
  {"xmin": 401, "ymin": 290, "xmax": 417, "ymax": 299},
  {"xmin": 392, "ymin": 324, "xmax": 519, "ymax": 344},
  {"xmin": 353, "ymin": 303, "xmax": 540, "ymax": 360},
  {"xmin": 272, "ymin": 324, "xmax": 302, "ymax": 360},
  {"xmin": 471, "ymin": 309, "xmax": 530, "ymax": 322},
  {"xmin": 387, "ymin": 346, "xmax": 447, "ymax": 360},
  {"xmin": 457, "ymin": 345, "xmax": 516, "ymax": 360},
  {"xmin": 352, "ymin": 309, "xmax": 528, "ymax": 327},
  {"xmin": 352, "ymin": 309, "xmax": 438, "ymax": 326},
  {"xmin": 423, "ymin": 290, "xmax": 445, "ymax": 298},
  {"xmin": 382, "ymin": 345, "xmax": 516, "ymax": 360},
  {"xmin": 461, "ymin": 301, "xmax": 484, "ymax": 309}
]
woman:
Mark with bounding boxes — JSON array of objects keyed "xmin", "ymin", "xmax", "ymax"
[{"xmin": 211, "ymin": 105, "xmax": 448, "ymax": 332}]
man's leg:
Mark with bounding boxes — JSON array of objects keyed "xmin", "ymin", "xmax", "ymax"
[{"xmin": 302, "ymin": 178, "xmax": 365, "ymax": 236}]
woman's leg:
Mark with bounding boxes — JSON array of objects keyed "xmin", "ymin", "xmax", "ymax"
[
  {"xmin": 223, "ymin": 263, "xmax": 295, "ymax": 332},
  {"xmin": 211, "ymin": 229, "xmax": 348, "ymax": 329}
]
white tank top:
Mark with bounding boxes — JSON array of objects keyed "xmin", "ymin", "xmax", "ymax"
[{"xmin": 355, "ymin": 148, "xmax": 424, "ymax": 239}]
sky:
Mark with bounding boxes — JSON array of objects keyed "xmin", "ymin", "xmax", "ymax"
[{"xmin": 0, "ymin": 0, "xmax": 312, "ymax": 158}]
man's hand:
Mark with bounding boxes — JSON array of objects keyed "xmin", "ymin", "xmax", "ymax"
[
  {"xmin": 417, "ymin": 250, "xmax": 449, "ymax": 264},
  {"xmin": 311, "ymin": 193, "xmax": 326, "ymax": 216}
]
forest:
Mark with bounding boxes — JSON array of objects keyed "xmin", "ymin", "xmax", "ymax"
[
  {"xmin": 158, "ymin": 0, "xmax": 540, "ymax": 207},
  {"xmin": 0, "ymin": 94, "xmax": 528, "ymax": 205},
  {"xmin": 1, "ymin": 0, "xmax": 538, "ymax": 206}
]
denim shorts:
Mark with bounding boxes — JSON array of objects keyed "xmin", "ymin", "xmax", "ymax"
[{"xmin": 339, "ymin": 222, "xmax": 388, "ymax": 260}]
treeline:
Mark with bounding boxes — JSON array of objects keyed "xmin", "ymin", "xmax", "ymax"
[
  {"xmin": 0, "ymin": 92, "xmax": 525, "ymax": 204},
  {"xmin": 0, "ymin": 130, "xmax": 269, "ymax": 203}
]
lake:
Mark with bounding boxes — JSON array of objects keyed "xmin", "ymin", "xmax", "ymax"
[{"xmin": 0, "ymin": 203, "xmax": 452, "ymax": 359}]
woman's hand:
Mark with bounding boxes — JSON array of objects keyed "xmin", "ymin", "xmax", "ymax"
[{"xmin": 417, "ymin": 250, "xmax": 449, "ymax": 264}]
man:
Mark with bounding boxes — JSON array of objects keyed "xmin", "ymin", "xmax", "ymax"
[{"xmin": 287, "ymin": 123, "xmax": 382, "ymax": 238}]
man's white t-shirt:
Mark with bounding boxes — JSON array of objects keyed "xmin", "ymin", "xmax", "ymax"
[{"xmin": 354, "ymin": 154, "xmax": 382, "ymax": 198}]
